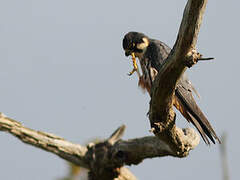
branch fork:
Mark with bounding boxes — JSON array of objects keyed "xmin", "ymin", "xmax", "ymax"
[{"xmin": 149, "ymin": 0, "xmax": 209, "ymax": 153}]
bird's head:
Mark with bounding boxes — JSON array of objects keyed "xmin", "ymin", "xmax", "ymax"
[{"xmin": 122, "ymin": 32, "xmax": 149, "ymax": 58}]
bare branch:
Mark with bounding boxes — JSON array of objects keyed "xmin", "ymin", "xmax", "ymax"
[
  {"xmin": 220, "ymin": 133, "xmax": 230, "ymax": 180},
  {"xmin": 0, "ymin": 113, "xmax": 199, "ymax": 179},
  {"xmin": 112, "ymin": 127, "xmax": 199, "ymax": 164},
  {"xmin": 149, "ymin": 0, "xmax": 208, "ymax": 152},
  {"xmin": 0, "ymin": 113, "xmax": 88, "ymax": 168},
  {"xmin": 108, "ymin": 125, "xmax": 126, "ymax": 145},
  {"xmin": 198, "ymin": 57, "xmax": 214, "ymax": 61}
]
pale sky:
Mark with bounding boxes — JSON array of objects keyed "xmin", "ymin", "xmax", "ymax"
[{"xmin": 0, "ymin": 0, "xmax": 239, "ymax": 179}]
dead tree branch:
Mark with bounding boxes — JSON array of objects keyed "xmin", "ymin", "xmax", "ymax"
[
  {"xmin": 149, "ymin": 0, "xmax": 208, "ymax": 153},
  {"xmin": 0, "ymin": 113, "xmax": 88, "ymax": 168},
  {"xmin": 0, "ymin": 113, "xmax": 199, "ymax": 179}
]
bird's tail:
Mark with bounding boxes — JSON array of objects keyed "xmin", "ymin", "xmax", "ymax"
[{"xmin": 174, "ymin": 87, "xmax": 221, "ymax": 145}]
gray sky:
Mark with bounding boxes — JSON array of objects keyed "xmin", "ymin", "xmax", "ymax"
[{"xmin": 0, "ymin": 0, "xmax": 239, "ymax": 179}]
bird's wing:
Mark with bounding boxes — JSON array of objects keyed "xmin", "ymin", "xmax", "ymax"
[
  {"xmin": 175, "ymin": 82, "xmax": 221, "ymax": 144},
  {"xmin": 181, "ymin": 73, "xmax": 201, "ymax": 99},
  {"xmin": 138, "ymin": 39, "xmax": 171, "ymax": 92},
  {"xmin": 141, "ymin": 39, "xmax": 220, "ymax": 144}
]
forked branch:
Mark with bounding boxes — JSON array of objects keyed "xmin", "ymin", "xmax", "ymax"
[{"xmin": 149, "ymin": 0, "xmax": 208, "ymax": 152}]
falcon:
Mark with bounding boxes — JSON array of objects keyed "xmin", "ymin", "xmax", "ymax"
[{"xmin": 122, "ymin": 31, "xmax": 220, "ymax": 144}]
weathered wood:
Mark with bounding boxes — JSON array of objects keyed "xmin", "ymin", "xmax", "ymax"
[
  {"xmin": 149, "ymin": 0, "xmax": 208, "ymax": 152},
  {"xmin": 0, "ymin": 113, "xmax": 199, "ymax": 179},
  {"xmin": 0, "ymin": 113, "xmax": 88, "ymax": 168}
]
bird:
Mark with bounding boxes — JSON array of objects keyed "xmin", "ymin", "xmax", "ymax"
[{"xmin": 122, "ymin": 31, "xmax": 220, "ymax": 145}]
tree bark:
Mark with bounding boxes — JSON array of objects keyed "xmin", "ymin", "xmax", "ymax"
[
  {"xmin": 149, "ymin": 0, "xmax": 208, "ymax": 153},
  {"xmin": 0, "ymin": 113, "xmax": 199, "ymax": 179}
]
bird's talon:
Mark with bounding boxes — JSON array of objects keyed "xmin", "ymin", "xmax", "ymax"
[
  {"xmin": 128, "ymin": 68, "xmax": 137, "ymax": 76},
  {"xmin": 127, "ymin": 52, "xmax": 139, "ymax": 76}
]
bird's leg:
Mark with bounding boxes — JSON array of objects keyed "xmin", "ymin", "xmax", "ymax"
[
  {"xmin": 128, "ymin": 53, "xmax": 141, "ymax": 77},
  {"xmin": 128, "ymin": 53, "xmax": 138, "ymax": 76}
]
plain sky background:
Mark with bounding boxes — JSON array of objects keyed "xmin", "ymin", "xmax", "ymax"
[{"xmin": 0, "ymin": 0, "xmax": 239, "ymax": 179}]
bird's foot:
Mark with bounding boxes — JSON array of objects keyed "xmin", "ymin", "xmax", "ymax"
[
  {"xmin": 128, "ymin": 68, "xmax": 137, "ymax": 76},
  {"xmin": 128, "ymin": 53, "xmax": 139, "ymax": 76}
]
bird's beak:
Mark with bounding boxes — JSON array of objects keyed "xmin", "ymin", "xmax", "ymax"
[{"xmin": 125, "ymin": 50, "xmax": 131, "ymax": 57}]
